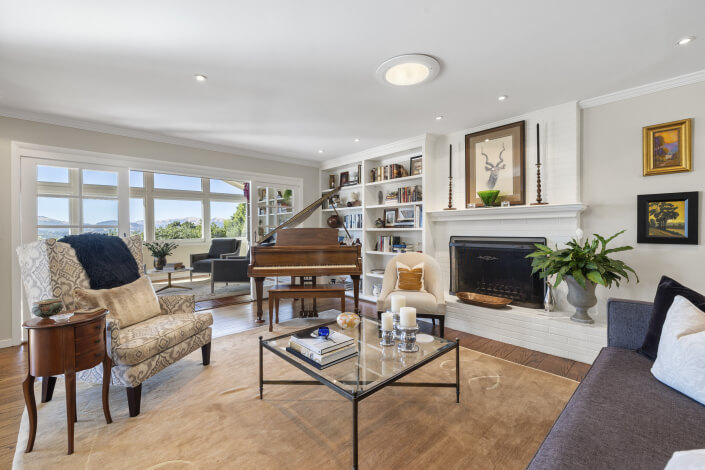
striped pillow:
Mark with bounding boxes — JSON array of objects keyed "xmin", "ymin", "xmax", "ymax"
[{"xmin": 395, "ymin": 262, "xmax": 425, "ymax": 291}]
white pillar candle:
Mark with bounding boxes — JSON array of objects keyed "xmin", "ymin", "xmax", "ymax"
[
  {"xmin": 399, "ymin": 307, "xmax": 416, "ymax": 327},
  {"xmin": 381, "ymin": 311, "xmax": 394, "ymax": 331},
  {"xmin": 391, "ymin": 294, "xmax": 406, "ymax": 314}
]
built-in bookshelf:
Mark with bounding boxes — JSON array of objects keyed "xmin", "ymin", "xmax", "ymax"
[{"xmin": 319, "ymin": 135, "xmax": 435, "ymax": 302}]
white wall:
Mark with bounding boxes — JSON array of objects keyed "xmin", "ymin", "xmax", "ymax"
[
  {"xmin": 582, "ymin": 80, "xmax": 705, "ymax": 309},
  {"xmin": 0, "ymin": 116, "xmax": 319, "ymax": 345}
]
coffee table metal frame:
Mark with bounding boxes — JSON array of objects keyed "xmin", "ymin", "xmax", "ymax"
[
  {"xmin": 148, "ymin": 268, "xmax": 194, "ymax": 293},
  {"xmin": 259, "ymin": 320, "xmax": 459, "ymax": 470}
]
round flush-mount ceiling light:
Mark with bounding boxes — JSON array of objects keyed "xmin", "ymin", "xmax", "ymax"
[
  {"xmin": 376, "ymin": 54, "xmax": 440, "ymax": 87},
  {"xmin": 676, "ymin": 36, "xmax": 695, "ymax": 46}
]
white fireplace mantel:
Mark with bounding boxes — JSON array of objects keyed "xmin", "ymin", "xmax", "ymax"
[{"xmin": 427, "ymin": 203, "xmax": 587, "ymax": 223}]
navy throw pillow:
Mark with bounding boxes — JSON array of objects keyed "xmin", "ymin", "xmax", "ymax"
[{"xmin": 639, "ymin": 276, "xmax": 705, "ymax": 360}]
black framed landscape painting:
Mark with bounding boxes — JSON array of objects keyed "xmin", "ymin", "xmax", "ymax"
[{"xmin": 637, "ymin": 192, "xmax": 699, "ymax": 244}]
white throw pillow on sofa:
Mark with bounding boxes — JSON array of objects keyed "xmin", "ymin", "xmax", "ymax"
[
  {"xmin": 664, "ymin": 449, "xmax": 705, "ymax": 470},
  {"xmin": 651, "ymin": 295, "xmax": 705, "ymax": 405}
]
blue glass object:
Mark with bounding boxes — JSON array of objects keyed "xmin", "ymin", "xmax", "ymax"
[{"xmin": 317, "ymin": 327, "xmax": 330, "ymax": 338}]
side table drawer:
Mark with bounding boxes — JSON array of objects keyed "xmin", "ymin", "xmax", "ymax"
[
  {"xmin": 75, "ymin": 345, "xmax": 105, "ymax": 371},
  {"xmin": 75, "ymin": 320, "xmax": 102, "ymax": 339},
  {"xmin": 75, "ymin": 333, "xmax": 104, "ymax": 353}
]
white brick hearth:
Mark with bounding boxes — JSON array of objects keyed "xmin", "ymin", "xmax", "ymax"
[{"xmin": 445, "ymin": 297, "xmax": 606, "ymax": 364}]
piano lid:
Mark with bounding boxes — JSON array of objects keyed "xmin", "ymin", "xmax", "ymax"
[{"xmin": 257, "ymin": 186, "xmax": 343, "ymax": 244}]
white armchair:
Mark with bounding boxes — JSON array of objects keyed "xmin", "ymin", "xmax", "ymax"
[{"xmin": 375, "ymin": 252, "xmax": 446, "ymax": 337}]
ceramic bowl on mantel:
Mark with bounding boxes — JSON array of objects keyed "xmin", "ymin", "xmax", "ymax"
[
  {"xmin": 477, "ymin": 190, "xmax": 500, "ymax": 207},
  {"xmin": 457, "ymin": 292, "xmax": 512, "ymax": 309}
]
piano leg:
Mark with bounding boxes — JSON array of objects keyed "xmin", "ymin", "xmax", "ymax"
[
  {"xmin": 351, "ymin": 275, "xmax": 360, "ymax": 314},
  {"xmin": 254, "ymin": 277, "xmax": 265, "ymax": 324}
]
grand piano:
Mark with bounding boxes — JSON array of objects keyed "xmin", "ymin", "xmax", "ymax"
[{"xmin": 247, "ymin": 188, "xmax": 363, "ymax": 323}]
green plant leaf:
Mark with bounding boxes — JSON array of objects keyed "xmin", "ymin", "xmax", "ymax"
[{"xmin": 586, "ymin": 270, "xmax": 605, "ymax": 286}]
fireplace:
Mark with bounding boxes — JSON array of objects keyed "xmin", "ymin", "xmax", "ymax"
[{"xmin": 449, "ymin": 236, "xmax": 546, "ymax": 308}]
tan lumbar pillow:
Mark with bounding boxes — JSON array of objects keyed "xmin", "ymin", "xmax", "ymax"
[
  {"xmin": 74, "ymin": 276, "xmax": 161, "ymax": 328},
  {"xmin": 395, "ymin": 262, "xmax": 425, "ymax": 291}
]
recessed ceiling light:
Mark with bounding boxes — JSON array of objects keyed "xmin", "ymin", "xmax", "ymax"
[
  {"xmin": 376, "ymin": 54, "xmax": 441, "ymax": 87},
  {"xmin": 194, "ymin": 74, "xmax": 208, "ymax": 82},
  {"xmin": 317, "ymin": 149, "xmax": 324, "ymax": 154},
  {"xmin": 485, "ymin": 138, "xmax": 490, "ymax": 142},
  {"xmin": 435, "ymin": 116, "xmax": 443, "ymax": 120},
  {"xmin": 354, "ymin": 138, "xmax": 360, "ymax": 142},
  {"xmin": 677, "ymin": 36, "xmax": 695, "ymax": 46},
  {"xmin": 498, "ymin": 95, "xmax": 508, "ymax": 101}
]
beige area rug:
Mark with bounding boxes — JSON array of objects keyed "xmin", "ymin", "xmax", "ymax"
[
  {"xmin": 153, "ymin": 278, "xmax": 251, "ymax": 302},
  {"xmin": 14, "ymin": 322, "xmax": 577, "ymax": 469}
]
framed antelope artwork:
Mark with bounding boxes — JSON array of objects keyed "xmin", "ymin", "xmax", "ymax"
[{"xmin": 465, "ymin": 120, "xmax": 526, "ymax": 206}]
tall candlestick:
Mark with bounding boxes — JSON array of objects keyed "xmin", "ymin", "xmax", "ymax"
[
  {"xmin": 449, "ymin": 144, "xmax": 452, "ymax": 177},
  {"xmin": 536, "ymin": 123, "xmax": 541, "ymax": 165},
  {"xmin": 399, "ymin": 307, "xmax": 417, "ymax": 327}
]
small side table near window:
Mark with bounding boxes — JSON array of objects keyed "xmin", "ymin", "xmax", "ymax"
[{"xmin": 22, "ymin": 308, "xmax": 112, "ymax": 455}]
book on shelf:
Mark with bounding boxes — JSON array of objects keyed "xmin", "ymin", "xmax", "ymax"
[
  {"xmin": 290, "ymin": 329, "xmax": 354, "ymax": 355},
  {"xmin": 286, "ymin": 347, "xmax": 358, "ymax": 369},
  {"xmin": 288, "ymin": 341, "xmax": 358, "ymax": 365},
  {"xmin": 370, "ymin": 163, "xmax": 410, "ymax": 183}
]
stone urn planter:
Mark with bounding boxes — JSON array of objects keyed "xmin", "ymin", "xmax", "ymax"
[{"xmin": 564, "ymin": 275, "xmax": 598, "ymax": 324}]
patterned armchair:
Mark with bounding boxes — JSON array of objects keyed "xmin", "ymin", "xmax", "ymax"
[{"xmin": 16, "ymin": 235, "xmax": 213, "ymax": 417}]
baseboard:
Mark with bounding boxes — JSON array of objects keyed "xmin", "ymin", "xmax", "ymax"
[{"xmin": 0, "ymin": 338, "xmax": 18, "ymax": 349}]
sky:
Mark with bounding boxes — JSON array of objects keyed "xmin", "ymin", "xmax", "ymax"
[{"xmin": 37, "ymin": 166, "xmax": 243, "ymax": 225}]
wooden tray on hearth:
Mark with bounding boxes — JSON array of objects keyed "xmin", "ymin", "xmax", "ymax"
[{"xmin": 456, "ymin": 292, "xmax": 512, "ymax": 309}]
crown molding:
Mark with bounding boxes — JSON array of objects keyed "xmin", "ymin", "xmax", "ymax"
[
  {"xmin": 579, "ymin": 69, "xmax": 705, "ymax": 109},
  {"xmin": 0, "ymin": 106, "xmax": 320, "ymax": 168}
]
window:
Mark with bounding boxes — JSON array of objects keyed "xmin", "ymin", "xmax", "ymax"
[
  {"xmin": 37, "ymin": 165, "xmax": 69, "ymax": 183},
  {"xmin": 210, "ymin": 201, "xmax": 246, "ymax": 238},
  {"xmin": 130, "ymin": 198, "xmax": 145, "ymax": 238},
  {"xmin": 210, "ymin": 179, "xmax": 244, "ymax": 195},
  {"xmin": 129, "ymin": 170, "xmax": 144, "ymax": 188},
  {"xmin": 153, "ymin": 173, "xmax": 201, "ymax": 191},
  {"xmin": 154, "ymin": 199, "xmax": 202, "ymax": 239},
  {"xmin": 35, "ymin": 166, "xmax": 119, "ymax": 239}
]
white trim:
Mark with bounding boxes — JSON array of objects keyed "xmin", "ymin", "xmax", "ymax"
[
  {"xmin": 427, "ymin": 203, "xmax": 586, "ymax": 222},
  {"xmin": 579, "ymin": 69, "xmax": 705, "ymax": 108},
  {"xmin": 10, "ymin": 143, "xmax": 22, "ymax": 347},
  {"xmin": 11, "ymin": 141, "xmax": 304, "ymax": 187},
  {"xmin": 0, "ymin": 107, "xmax": 320, "ymax": 168},
  {"xmin": 0, "ymin": 338, "xmax": 17, "ymax": 349}
]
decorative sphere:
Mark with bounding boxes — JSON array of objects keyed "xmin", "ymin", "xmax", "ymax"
[
  {"xmin": 336, "ymin": 312, "xmax": 361, "ymax": 329},
  {"xmin": 327, "ymin": 215, "xmax": 340, "ymax": 228}
]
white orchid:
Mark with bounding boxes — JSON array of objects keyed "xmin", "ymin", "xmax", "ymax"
[{"xmin": 575, "ymin": 228, "xmax": 584, "ymax": 241}]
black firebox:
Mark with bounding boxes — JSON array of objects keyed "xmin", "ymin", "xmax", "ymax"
[{"xmin": 449, "ymin": 236, "xmax": 546, "ymax": 308}]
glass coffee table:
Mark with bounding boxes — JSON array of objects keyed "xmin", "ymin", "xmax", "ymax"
[{"xmin": 259, "ymin": 317, "xmax": 459, "ymax": 470}]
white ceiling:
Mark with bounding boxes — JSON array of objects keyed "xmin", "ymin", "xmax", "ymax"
[{"xmin": 1, "ymin": 0, "xmax": 704, "ymax": 164}]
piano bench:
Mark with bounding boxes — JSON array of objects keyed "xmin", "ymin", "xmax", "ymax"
[{"xmin": 267, "ymin": 285, "xmax": 347, "ymax": 332}]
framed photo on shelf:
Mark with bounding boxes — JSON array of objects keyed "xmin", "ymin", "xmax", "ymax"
[
  {"xmin": 637, "ymin": 191, "xmax": 698, "ymax": 245},
  {"xmin": 643, "ymin": 119, "xmax": 692, "ymax": 176},
  {"xmin": 384, "ymin": 208, "xmax": 397, "ymax": 227},
  {"xmin": 410, "ymin": 156, "xmax": 423, "ymax": 175},
  {"xmin": 465, "ymin": 120, "xmax": 525, "ymax": 206},
  {"xmin": 340, "ymin": 171, "xmax": 350, "ymax": 186},
  {"xmin": 397, "ymin": 207, "xmax": 415, "ymax": 222},
  {"xmin": 329, "ymin": 174, "xmax": 337, "ymax": 189}
]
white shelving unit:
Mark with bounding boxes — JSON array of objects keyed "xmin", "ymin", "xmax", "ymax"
[{"xmin": 319, "ymin": 134, "xmax": 435, "ymax": 303}]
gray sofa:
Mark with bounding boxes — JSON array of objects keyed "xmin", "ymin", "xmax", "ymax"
[{"xmin": 528, "ymin": 298, "xmax": 705, "ymax": 470}]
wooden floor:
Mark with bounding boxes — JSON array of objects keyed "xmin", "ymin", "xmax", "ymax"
[{"xmin": 0, "ymin": 297, "xmax": 590, "ymax": 467}]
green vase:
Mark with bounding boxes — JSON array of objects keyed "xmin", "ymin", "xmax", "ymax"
[{"xmin": 477, "ymin": 190, "xmax": 500, "ymax": 207}]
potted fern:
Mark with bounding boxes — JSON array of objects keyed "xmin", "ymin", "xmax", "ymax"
[
  {"xmin": 144, "ymin": 241, "xmax": 178, "ymax": 270},
  {"xmin": 526, "ymin": 230, "xmax": 638, "ymax": 324}
]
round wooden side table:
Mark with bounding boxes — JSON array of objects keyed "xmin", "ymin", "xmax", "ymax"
[{"xmin": 22, "ymin": 309, "xmax": 112, "ymax": 455}]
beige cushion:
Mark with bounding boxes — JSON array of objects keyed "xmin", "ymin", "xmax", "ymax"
[
  {"xmin": 376, "ymin": 253, "xmax": 445, "ymax": 315},
  {"xmin": 113, "ymin": 312, "xmax": 214, "ymax": 366},
  {"xmin": 75, "ymin": 276, "xmax": 161, "ymax": 328},
  {"xmin": 395, "ymin": 261, "xmax": 425, "ymax": 291},
  {"xmin": 380, "ymin": 291, "xmax": 441, "ymax": 315}
]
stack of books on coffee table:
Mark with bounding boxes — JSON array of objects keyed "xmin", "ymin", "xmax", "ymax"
[{"xmin": 287, "ymin": 329, "xmax": 358, "ymax": 369}]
